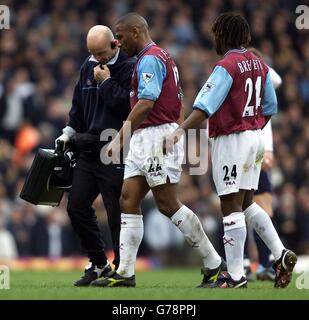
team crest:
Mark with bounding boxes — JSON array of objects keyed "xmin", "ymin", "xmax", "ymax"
[{"xmin": 142, "ymin": 72, "xmax": 154, "ymax": 83}]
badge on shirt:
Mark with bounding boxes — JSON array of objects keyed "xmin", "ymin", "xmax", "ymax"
[
  {"xmin": 202, "ymin": 82, "xmax": 216, "ymax": 92},
  {"xmin": 142, "ymin": 72, "xmax": 154, "ymax": 83}
]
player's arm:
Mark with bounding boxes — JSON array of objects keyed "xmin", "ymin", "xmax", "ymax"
[
  {"xmin": 117, "ymin": 98, "xmax": 154, "ymax": 146},
  {"xmin": 176, "ymin": 102, "xmax": 185, "ymax": 125},
  {"xmin": 176, "ymin": 88, "xmax": 185, "ymax": 125},
  {"xmin": 261, "ymin": 66, "xmax": 280, "ymax": 169},
  {"xmin": 171, "ymin": 66, "xmax": 233, "ymax": 140},
  {"xmin": 262, "ymin": 121, "xmax": 274, "ymax": 170},
  {"xmin": 261, "ymin": 71, "xmax": 278, "ymax": 127},
  {"xmin": 111, "ymin": 55, "xmax": 166, "ymax": 149},
  {"xmin": 268, "ymin": 66, "xmax": 282, "ymax": 90}
]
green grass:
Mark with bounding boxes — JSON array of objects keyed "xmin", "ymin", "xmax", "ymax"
[{"xmin": 0, "ymin": 268, "xmax": 308, "ymax": 300}]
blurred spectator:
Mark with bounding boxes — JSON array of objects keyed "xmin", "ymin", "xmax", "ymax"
[{"xmin": 0, "ymin": 214, "xmax": 18, "ymax": 259}]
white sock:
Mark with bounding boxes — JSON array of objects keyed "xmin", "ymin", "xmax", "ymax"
[
  {"xmin": 223, "ymin": 212, "xmax": 247, "ymax": 281},
  {"xmin": 244, "ymin": 202, "xmax": 284, "ymax": 261},
  {"xmin": 171, "ymin": 205, "xmax": 221, "ymax": 269},
  {"xmin": 117, "ymin": 213, "xmax": 143, "ymax": 277}
]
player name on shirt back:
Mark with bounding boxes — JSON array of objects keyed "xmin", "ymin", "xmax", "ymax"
[{"xmin": 237, "ymin": 59, "xmax": 264, "ymax": 73}]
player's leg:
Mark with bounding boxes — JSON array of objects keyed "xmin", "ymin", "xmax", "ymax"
[
  {"xmin": 210, "ymin": 130, "xmax": 266, "ymax": 288},
  {"xmin": 243, "ymin": 180, "xmax": 297, "ymax": 288},
  {"xmin": 117, "ymin": 175, "xmax": 150, "ymax": 277},
  {"xmin": 243, "ymin": 226, "xmax": 256, "ymax": 281},
  {"xmin": 254, "ymin": 192, "xmax": 273, "ymax": 217},
  {"xmin": 243, "ymin": 170, "xmax": 274, "ymax": 281},
  {"xmin": 91, "ymin": 175, "xmax": 150, "ymax": 287},
  {"xmin": 254, "ymin": 186, "xmax": 275, "ymax": 280},
  {"xmin": 218, "ymin": 190, "xmax": 248, "ymax": 287},
  {"xmin": 151, "ymin": 179, "xmax": 225, "ymax": 287},
  {"xmin": 67, "ymin": 158, "xmax": 112, "ymax": 286}
]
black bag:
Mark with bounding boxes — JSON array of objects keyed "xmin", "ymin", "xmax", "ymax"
[
  {"xmin": 20, "ymin": 146, "xmax": 76, "ymax": 206},
  {"xmin": 50, "ymin": 149, "xmax": 76, "ymax": 190}
]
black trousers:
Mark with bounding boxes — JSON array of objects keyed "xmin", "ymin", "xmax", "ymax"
[{"xmin": 67, "ymin": 154, "xmax": 124, "ymax": 268}]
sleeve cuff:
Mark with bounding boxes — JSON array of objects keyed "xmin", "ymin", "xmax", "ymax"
[
  {"xmin": 137, "ymin": 94, "xmax": 157, "ymax": 101},
  {"xmin": 193, "ymin": 105, "xmax": 211, "ymax": 117},
  {"xmin": 99, "ymin": 77, "xmax": 111, "ymax": 86},
  {"xmin": 63, "ymin": 126, "xmax": 77, "ymax": 138}
]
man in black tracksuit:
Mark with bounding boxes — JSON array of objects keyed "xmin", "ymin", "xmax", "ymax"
[{"xmin": 56, "ymin": 25, "xmax": 135, "ymax": 286}]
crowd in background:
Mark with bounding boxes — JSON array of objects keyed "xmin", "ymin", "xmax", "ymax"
[{"xmin": 0, "ymin": 0, "xmax": 308, "ymax": 263}]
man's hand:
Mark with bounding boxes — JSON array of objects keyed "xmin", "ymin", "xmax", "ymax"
[
  {"xmin": 105, "ymin": 136, "xmax": 121, "ymax": 164},
  {"xmin": 163, "ymin": 129, "xmax": 184, "ymax": 155},
  {"xmin": 261, "ymin": 150, "xmax": 274, "ymax": 171},
  {"xmin": 55, "ymin": 133, "xmax": 70, "ymax": 151},
  {"xmin": 94, "ymin": 64, "xmax": 111, "ymax": 82}
]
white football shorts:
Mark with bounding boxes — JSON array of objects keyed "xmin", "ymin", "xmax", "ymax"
[
  {"xmin": 211, "ymin": 129, "xmax": 265, "ymax": 196},
  {"xmin": 124, "ymin": 122, "xmax": 184, "ymax": 188}
]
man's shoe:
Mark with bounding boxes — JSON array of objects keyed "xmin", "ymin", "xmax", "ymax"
[
  {"xmin": 256, "ymin": 265, "xmax": 275, "ymax": 281},
  {"xmin": 273, "ymin": 249, "xmax": 297, "ymax": 288},
  {"xmin": 74, "ymin": 263, "xmax": 113, "ymax": 287},
  {"xmin": 211, "ymin": 272, "xmax": 247, "ymax": 288},
  {"xmin": 197, "ymin": 259, "xmax": 227, "ymax": 288},
  {"xmin": 244, "ymin": 264, "xmax": 255, "ymax": 282},
  {"xmin": 91, "ymin": 272, "xmax": 136, "ymax": 287}
]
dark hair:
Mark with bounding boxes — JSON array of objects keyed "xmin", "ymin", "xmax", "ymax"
[
  {"xmin": 212, "ymin": 12, "xmax": 251, "ymax": 55},
  {"xmin": 116, "ymin": 12, "xmax": 148, "ymax": 30}
]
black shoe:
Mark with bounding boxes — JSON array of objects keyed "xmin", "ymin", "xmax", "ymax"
[
  {"xmin": 74, "ymin": 263, "xmax": 113, "ymax": 287},
  {"xmin": 91, "ymin": 272, "xmax": 136, "ymax": 287},
  {"xmin": 211, "ymin": 272, "xmax": 247, "ymax": 288},
  {"xmin": 273, "ymin": 249, "xmax": 297, "ymax": 288},
  {"xmin": 197, "ymin": 259, "xmax": 227, "ymax": 288}
]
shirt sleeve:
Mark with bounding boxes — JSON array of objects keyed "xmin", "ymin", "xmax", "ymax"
[
  {"xmin": 193, "ymin": 66, "xmax": 233, "ymax": 117},
  {"xmin": 262, "ymin": 72, "xmax": 278, "ymax": 116},
  {"xmin": 268, "ymin": 66, "xmax": 282, "ymax": 90},
  {"xmin": 137, "ymin": 55, "xmax": 166, "ymax": 101}
]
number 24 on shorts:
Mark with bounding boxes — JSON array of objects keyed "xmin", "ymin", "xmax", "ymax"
[{"xmin": 223, "ymin": 164, "xmax": 237, "ymax": 182}]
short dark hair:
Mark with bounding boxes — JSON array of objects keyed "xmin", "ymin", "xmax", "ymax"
[
  {"xmin": 212, "ymin": 12, "xmax": 251, "ymax": 54},
  {"xmin": 116, "ymin": 12, "xmax": 148, "ymax": 30}
]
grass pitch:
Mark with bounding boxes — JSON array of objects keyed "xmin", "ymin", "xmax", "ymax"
[{"xmin": 0, "ymin": 268, "xmax": 308, "ymax": 300}]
